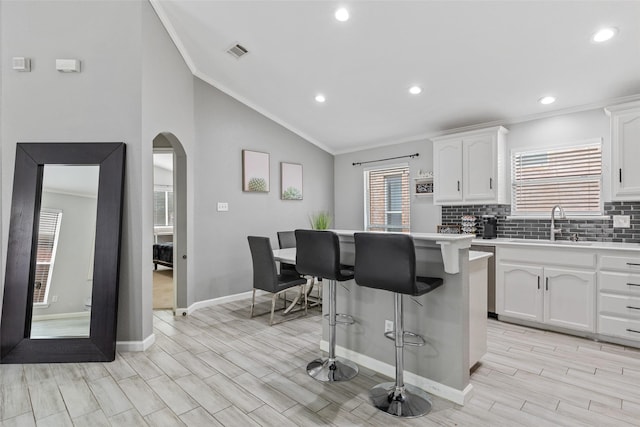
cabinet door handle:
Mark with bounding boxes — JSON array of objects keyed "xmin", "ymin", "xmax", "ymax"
[
  {"xmin": 537, "ymin": 276, "xmax": 540, "ymax": 290},
  {"xmin": 489, "ymin": 178, "xmax": 493, "ymax": 189},
  {"xmin": 626, "ymin": 328, "xmax": 640, "ymax": 334},
  {"xmin": 626, "ymin": 306, "xmax": 640, "ymax": 310},
  {"xmin": 627, "ymin": 262, "xmax": 640, "ymax": 266},
  {"xmin": 619, "ymin": 168, "xmax": 622, "ymax": 183},
  {"xmin": 627, "ymin": 283, "xmax": 640, "ymax": 287},
  {"xmin": 545, "ymin": 277, "xmax": 549, "ymax": 291},
  {"xmin": 457, "ymin": 181, "xmax": 460, "ymax": 192}
]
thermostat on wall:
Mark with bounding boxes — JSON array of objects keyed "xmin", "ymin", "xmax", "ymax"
[
  {"xmin": 12, "ymin": 57, "xmax": 31, "ymax": 72},
  {"xmin": 56, "ymin": 59, "xmax": 81, "ymax": 73}
]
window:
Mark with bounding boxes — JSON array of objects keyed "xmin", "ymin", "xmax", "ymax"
[
  {"xmin": 511, "ymin": 141, "xmax": 602, "ymax": 215},
  {"xmin": 364, "ymin": 165, "xmax": 411, "ymax": 232},
  {"xmin": 154, "ymin": 189, "xmax": 174, "ymax": 226},
  {"xmin": 33, "ymin": 209, "xmax": 62, "ymax": 304}
]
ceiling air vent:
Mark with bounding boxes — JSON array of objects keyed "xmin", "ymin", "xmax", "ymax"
[{"xmin": 226, "ymin": 43, "xmax": 249, "ymax": 59}]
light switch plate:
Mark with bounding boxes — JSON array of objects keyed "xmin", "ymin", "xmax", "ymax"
[
  {"xmin": 385, "ymin": 320, "xmax": 393, "ymax": 333},
  {"xmin": 613, "ymin": 215, "xmax": 630, "ymax": 228},
  {"xmin": 217, "ymin": 202, "xmax": 229, "ymax": 212}
]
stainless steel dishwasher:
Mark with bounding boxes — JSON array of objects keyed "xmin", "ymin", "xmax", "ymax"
[{"xmin": 470, "ymin": 244, "xmax": 496, "ymax": 316}]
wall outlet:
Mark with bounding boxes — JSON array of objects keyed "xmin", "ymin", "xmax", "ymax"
[
  {"xmin": 385, "ymin": 320, "xmax": 394, "ymax": 333},
  {"xmin": 217, "ymin": 202, "xmax": 229, "ymax": 212},
  {"xmin": 52, "ymin": 295, "xmax": 58, "ymax": 303},
  {"xmin": 613, "ymin": 215, "xmax": 630, "ymax": 228}
]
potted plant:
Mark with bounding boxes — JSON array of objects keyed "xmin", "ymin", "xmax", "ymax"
[{"xmin": 309, "ymin": 211, "xmax": 332, "ymax": 230}]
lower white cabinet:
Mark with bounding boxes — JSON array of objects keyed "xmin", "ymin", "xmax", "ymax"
[
  {"xmin": 598, "ymin": 253, "xmax": 640, "ymax": 343},
  {"xmin": 499, "ymin": 262, "xmax": 595, "ymax": 332}
]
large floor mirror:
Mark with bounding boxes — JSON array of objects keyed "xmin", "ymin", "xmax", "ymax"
[{"xmin": 1, "ymin": 143, "xmax": 125, "ymax": 363}]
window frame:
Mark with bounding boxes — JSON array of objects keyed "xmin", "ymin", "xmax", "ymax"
[
  {"xmin": 510, "ymin": 139, "xmax": 603, "ymax": 217},
  {"xmin": 363, "ymin": 163, "xmax": 411, "ymax": 232}
]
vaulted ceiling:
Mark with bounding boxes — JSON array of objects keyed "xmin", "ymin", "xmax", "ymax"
[{"xmin": 151, "ymin": 1, "xmax": 640, "ymax": 154}]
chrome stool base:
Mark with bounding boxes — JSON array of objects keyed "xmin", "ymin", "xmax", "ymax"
[
  {"xmin": 369, "ymin": 382, "xmax": 432, "ymax": 418},
  {"xmin": 306, "ymin": 357, "xmax": 359, "ymax": 382}
]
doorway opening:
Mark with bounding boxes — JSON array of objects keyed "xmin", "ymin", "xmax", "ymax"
[
  {"xmin": 152, "ymin": 150, "xmax": 174, "ymax": 310},
  {"xmin": 152, "ymin": 132, "xmax": 188, "ymax": 314}
]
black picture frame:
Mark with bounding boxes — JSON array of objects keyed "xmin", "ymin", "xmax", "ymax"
[{"xmin": 1, "ymin": 142, "xmax": 126, "ymax": 363}]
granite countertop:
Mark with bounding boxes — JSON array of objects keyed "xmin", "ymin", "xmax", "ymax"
[{"xmin": 471, "ymin": 237, "xmax": 640, "ymax": 251}]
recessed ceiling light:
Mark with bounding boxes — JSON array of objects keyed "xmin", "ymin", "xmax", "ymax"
[
  {"xmin": 539, "ymin": 96, "xmax": 556, "ymax": 105},
  {"xmin": 592, "ymin": 27, "xmax": 617, "ymax": 43},
  {"xmin": 335, "ymin": 8, "xmax": 349, "ymax": 22},
  {"xmin": 409, "ymin": 86, "xmax": 422, "ymax": 95},
  {"xmin": 315, "ymin": 94, "xmax": 326, "ymax": 103}
]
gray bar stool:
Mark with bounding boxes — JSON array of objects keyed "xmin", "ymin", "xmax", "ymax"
[
  {"xmin": 295, "ymin": 229, "xmax": 358, "ymax": 382},
  {"xmin": 354, "ymin": 232, "xmax": 443, "ymax": 418}
]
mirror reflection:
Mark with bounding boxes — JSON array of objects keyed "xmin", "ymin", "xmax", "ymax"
[{"xmin": 30, "ymin": 165, "xmax": 99, "ymax": 339}]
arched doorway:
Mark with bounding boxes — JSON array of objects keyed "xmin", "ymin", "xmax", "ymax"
[{"xmin": 152, "ymin": 133, "xmax": 188, "ymax": 313}]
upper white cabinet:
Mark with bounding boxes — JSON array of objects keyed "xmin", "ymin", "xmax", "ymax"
[
  {"xmin": 432, "ymin": 126, "xmax": 508, "ymax": 205},
  {"xmin": 605, "ymin": 101, "xmax": 640, "ymax": 201}
]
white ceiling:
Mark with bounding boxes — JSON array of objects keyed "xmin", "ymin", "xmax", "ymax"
[{"xmin": 151, "ymin": 1, "xmax": 640, "ymax": 154}]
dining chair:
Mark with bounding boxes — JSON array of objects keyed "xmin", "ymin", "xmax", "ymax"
[
  {"xmin": 277, "ymin": 231, "xmax": 297, "ymax": 274},
  {"xmin": 247, "ymin": 236, "xmax": 308, "ymax": 325}
]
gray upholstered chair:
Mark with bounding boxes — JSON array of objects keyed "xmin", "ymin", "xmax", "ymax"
[
  {"xmin": 247, "ymin": 236, "xmax": 307, "ymax": 325},
  {"xmin": 277, "ymin": 231, "xmax": 297, "ymax": 274},
  {"xmin": 354, "ymin": 232, "xmax": 443, "ymax": 418}
]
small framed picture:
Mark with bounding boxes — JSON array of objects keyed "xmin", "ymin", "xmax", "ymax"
[
  {"xmin": 280, "ymin": 162, "xmax": 303, "ymax": 200},
  {"xmin": 242, "ymin": 150, "xmax": 270, "ymax": 192},
  {"xmin": 437, "ymin": 224, "xmax": 461, "ymax": 234},
  {"xmin": 415, "ymin": 182, "xmax": 434, "ymax": 194}
]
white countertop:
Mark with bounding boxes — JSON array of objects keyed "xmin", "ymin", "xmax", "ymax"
[
  {"xmin": 331, "ymin": 229, "xmax": 474, "ymax": 274},
  {"xmin": 472, "ymin": 237, "xmax": 640, "ymax": 252}
]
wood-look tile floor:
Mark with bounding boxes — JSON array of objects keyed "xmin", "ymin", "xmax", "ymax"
[{"xmin": 3, "ymin": 296, "xmax": 640, "ymax": 426}]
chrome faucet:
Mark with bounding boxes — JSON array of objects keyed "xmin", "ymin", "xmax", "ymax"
[{"xmin": 550, "ymin": 205, "xmax": 566, "ymax": 241}]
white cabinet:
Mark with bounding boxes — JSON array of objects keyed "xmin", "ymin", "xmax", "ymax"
[
  {"xmin": 497, "ymin": 247, "xmax": 596, "ymax": 332},
  {"xmin": 605, "ymin": 101, "xmax": 640, "ymax": 201},
  {"xmin": 544, "ymin": 267, "xmax": 595, "ymax": 332},
  {"xmin": 499, "ymin": 263, "xmax": 542, "ymax": 322},
  {"xmin": 432, "ymin": 126, "xmax": 508, "ymax": 205},
  {"xmin": 598, "ymin": 252, "xmax": 640, "ymax": 343}
]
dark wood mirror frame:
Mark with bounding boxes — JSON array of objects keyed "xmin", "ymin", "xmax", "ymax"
[{"xmin": 1, "ymin": 142, "xmax": 125, "ymax": 363}]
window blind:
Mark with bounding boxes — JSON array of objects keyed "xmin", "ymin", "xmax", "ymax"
[
  {"xmin": 365, "ymin": 166, "xmax": 411, "ymax": 232},
  {"xmin": 33, "ymin": 209, "xmax": 62, "ymax": 304},
  {"xmin": 511, "ymin": 143, "xmax": 602, "ymax": 215},
  {"xmin": 154, "ymin": 190, "xmax": 174, "ymax": 226}
]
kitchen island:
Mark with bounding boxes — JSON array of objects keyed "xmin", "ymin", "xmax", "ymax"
[{"xmin": 318, "ymin": 230, "xmax": 476, "ymax": 405}]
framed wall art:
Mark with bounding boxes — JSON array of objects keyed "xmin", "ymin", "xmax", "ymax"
[
  {"xmin": 281, "ymin": 162, "xmax": 303, "ymax": 200},
  {"xmin": 242, "ymin": 150, "xmax": 270, "ymax": 192}
]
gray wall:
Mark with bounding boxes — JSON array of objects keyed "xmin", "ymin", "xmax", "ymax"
[
  {"xmin": 0, "ymin": 0, "xmax": 143, "ymax": 341},
  {"xmin": 193, "ymin": 78, "xmax": 334, "ymax": 301},
  {"xmin": 34, "ymin": 192, "xmax": 97, "ymax": 316},
  {"xmin": 334, "ymin": 139, "xmax": 440, "ymax": 232},
  {"xmin": 1, "ymin": 0, "xmax": 332, "ymax": 342},
  {"xmin": 334, "ymin": 108, "xmax": 611, "ymax": 234}
]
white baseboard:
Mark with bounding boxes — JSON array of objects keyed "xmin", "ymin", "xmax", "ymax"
[
  {"xmin": 116, "ymin": 333, "xmax": 156, "ymax": 352},
  {"xmin": 320, "ymin": 340, "xmax": 473, "ymax": 405},
  {"xmin": 176, "ymin": 290, "xmax": 264, "ymax": 316},
  {"xmin": 32, "ymin": 311, "xmax": 90, "ymax": 321}
]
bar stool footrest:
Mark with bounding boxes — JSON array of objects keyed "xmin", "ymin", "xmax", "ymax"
[
  {"xmin": 369, "ymin": 382, "xmax": 432, "ymax": 418},
  {"xmin": 323, "ymin": 313, "xmax": 355, "ymax": 325},
  {"xmin": 383, "ymin": 331, "xmax": 426, "ymax": 346}
]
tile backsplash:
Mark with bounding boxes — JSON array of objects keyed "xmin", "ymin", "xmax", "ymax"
[{"xmin": 441, "ymin": 202, "xmax": 640, "ymax": 243}]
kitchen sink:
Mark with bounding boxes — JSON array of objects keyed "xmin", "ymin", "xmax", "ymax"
[{"xmin": 507, "ymin": 239, "xmax": 593, "ymax": 246}]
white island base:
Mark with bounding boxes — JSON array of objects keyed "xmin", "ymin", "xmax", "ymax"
[{"xmin": 314, "ymin": 230, "xmax": 487, "ymax": 406}]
